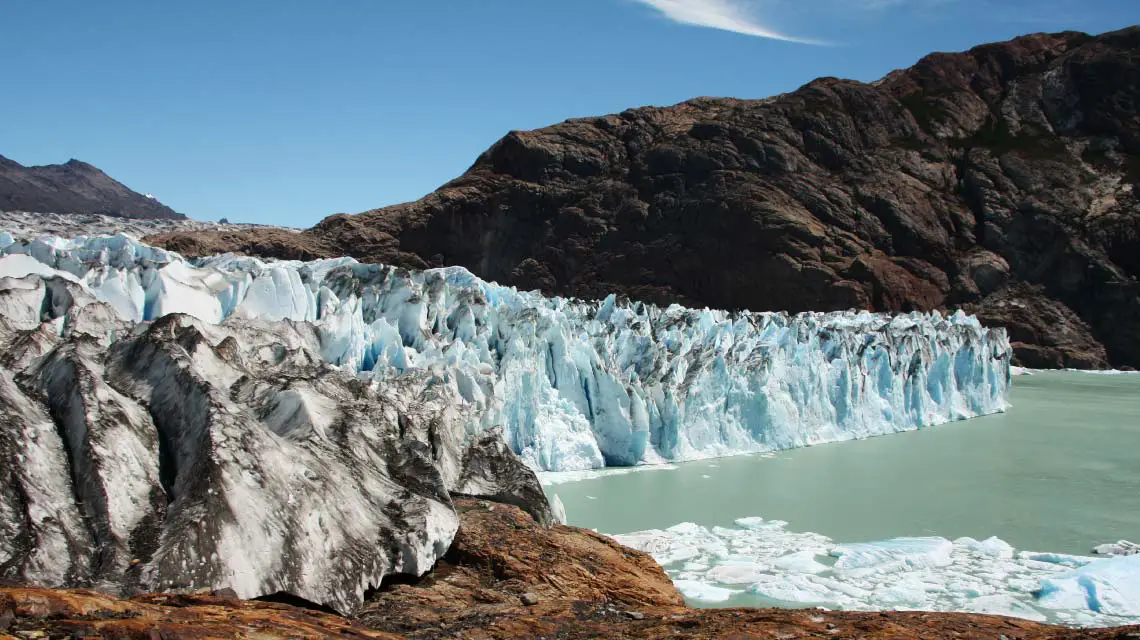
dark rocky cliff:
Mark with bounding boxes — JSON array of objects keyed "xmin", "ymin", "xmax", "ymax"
[{"xmin": 152, "ymin": 27, "xmax": 1140, "ymax": 368}]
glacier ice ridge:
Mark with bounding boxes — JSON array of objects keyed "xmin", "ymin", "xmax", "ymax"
[{"xmin": 0, "ymin": 231, "xmax": 1012, "ymax": 472}]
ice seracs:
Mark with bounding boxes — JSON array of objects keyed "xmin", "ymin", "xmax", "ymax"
[{"xmin": 0, "ymin": 234, "xmax": 1012, "ymax": 472}]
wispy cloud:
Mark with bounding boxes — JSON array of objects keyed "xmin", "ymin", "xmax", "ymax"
[
  {"xmin": 847, "ymin": 0, "xmax": 955, "ymax": 9},
  {"xmin": 630, "ymin": 0, "xmax": 828, "ymax": 45}
]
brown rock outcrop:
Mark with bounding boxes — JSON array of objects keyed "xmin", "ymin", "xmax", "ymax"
[
  {"xmin": 149, "ymin": 27, "xmax": 1140, "ymax": 369},
  {"xmin": 0, "ymin": 587, "xmax": 402, "ymax": 639},
  {"xmin": 356, "ymin": 498, "xmax": 685, "ymax": 637}
]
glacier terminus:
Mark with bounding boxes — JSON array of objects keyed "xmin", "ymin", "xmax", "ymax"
[{"xmin": 0, "ymin": 232, "xmax": 1011, "ymax": 473}]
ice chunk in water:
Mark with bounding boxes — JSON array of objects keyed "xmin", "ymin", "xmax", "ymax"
[
  {"xmin": 550, "ymin": 493, "xmax": 567, "ymax": 525},
  {"xmin": 734, "ymin": 517, "xmax": 772, "ymax": 529},
  {"xmin": 706, "ymin": 562, "xmax": 771, "ymax": 585},
  {"xmin": 608, "ymin": 518, "xmax": 1137, "ymax": 627},
  {"xmin": 831, "ymin": 537, "xmax": 954, "ymax": 574},
  {"xmin": 748, "ymin": 574, "xmax": 839, "ymax": 604},
  {"xmin": 1092, "ymin": 540, "xmax": 1140, "ymax": 557},
  {"xmin": 770, "ymin": 550, "xmax": 830, "ymax": 574},
  {"xmin": 957, "ymin": 536, "xmax": 1015, "ymax": 559},
  {"xmin": 1037, "ymin": 555, "xmax": 1140, "ymax": 617},
  {"xmin": 967, "ymin": 595, "xmax": 1048, "ymax": 622},
  {"xmin": 673, "ymin": 580, "xmax": 739, "ymax": 602}
]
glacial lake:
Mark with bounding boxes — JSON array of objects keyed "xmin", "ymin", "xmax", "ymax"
[{"xmin": 545, "ymin": 371, "xmax": 1140, "ymax": 620}]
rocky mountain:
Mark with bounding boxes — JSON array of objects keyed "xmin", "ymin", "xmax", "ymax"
[
  {"xmin": 151, "ymin": 27, "xmax": 1140, "ymax": 369},
  {"xmin": 0, "ymin": 155, "xmax": 183, "ymax": 219}
]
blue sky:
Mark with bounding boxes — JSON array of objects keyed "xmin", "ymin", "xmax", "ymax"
[{"xmin": 1, "ymin": 1, "xmax": 1134, "ymax": 226}]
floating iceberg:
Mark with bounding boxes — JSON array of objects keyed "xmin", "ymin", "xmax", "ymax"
[
  {"xmin": 611, "ymin": 520, "xmax": 1140, "ymax": 626},
  {"xmin": 1038, "ymin": 555, "xmax": 1140, "ymax": 617},
  {"xmin": 830, "ymin": 537, "xmax": 955, "ymax": 575},
  {"xmin": 1093, "ymin": 540, "xmax": 1140, "ymax": 556},
  {"xmin": 0, "ymin": 234, "xmax": 1011, "ymax": 471}
]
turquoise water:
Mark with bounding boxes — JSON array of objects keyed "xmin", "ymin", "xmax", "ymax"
[{"xmin": 548, "ymin": 372, "xmax": 1140, "ymax": 556}]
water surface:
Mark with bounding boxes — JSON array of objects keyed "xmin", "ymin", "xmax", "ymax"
[{"xmin": 549, "ymin": 372, "xmax": 1140, "ymax": 555}]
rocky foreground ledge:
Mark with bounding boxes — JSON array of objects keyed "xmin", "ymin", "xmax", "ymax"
[{"xmin": 3, "ymin": 499, "xmax": 1136, "ymax": 640}]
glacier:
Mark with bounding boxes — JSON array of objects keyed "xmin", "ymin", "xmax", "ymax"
[{"xmin": 0, "ymin": 231, "xmax": 1011, "ymax": 472}]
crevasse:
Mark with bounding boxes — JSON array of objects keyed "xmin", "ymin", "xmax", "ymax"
[{"xmin": 0, "ymin": 232, "xmax": 1011, "ymax": 471}]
